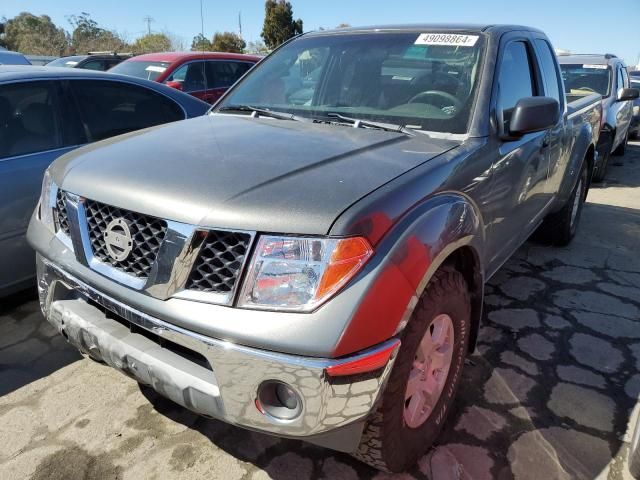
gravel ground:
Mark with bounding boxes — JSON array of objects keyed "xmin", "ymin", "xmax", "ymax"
[{"xmin": 1, "ymin": 142, "xmax": 639, "ymax": 480}]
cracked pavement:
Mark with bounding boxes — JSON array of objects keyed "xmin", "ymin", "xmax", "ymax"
[{"xmin": 1, "ymin": 142, "xmax": 639, "ymax": 480}]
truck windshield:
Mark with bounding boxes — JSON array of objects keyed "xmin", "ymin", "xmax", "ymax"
[
  {"xmin": 216, "ymin": 32, "xmax": 485, "ymax": 134},
  {"xmin": 560, "ymin": 64, "xmax": 612, "ymax": 97}
]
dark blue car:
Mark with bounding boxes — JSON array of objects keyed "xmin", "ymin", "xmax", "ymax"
[{"xmin": 0, "ymin": 66, "xmax": 210, "ymax": 296}]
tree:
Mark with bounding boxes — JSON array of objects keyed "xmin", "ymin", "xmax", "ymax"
[
  {"xmin": 67, "ymin": 12, "xmax": 128, "ymax": 53},
  {"xmin": 246, "ymin": 40, "xmax": 270, "ymax": 55},
  {"xmin": 261, "ymin": 0, "xmax": 303, "ymax": 50},
  {"xmin": 3, "ymin": 12, "xmax": 69, "ymax": 55},
  {"xmin": 191, "ymin": 33, "xmax": 212, "ymax": 51},
  {"xmin": 211, "ymin": 31, "xmax": 245, "ymax": 53},
  {"xmin": 133, "ymin": 33, "xmax": 172, "ymax": 54}
]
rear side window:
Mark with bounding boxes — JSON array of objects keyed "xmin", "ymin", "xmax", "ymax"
[
  {"xmin": 535, "ymin": 39, "xmax": 562, "ymax": 105},
  {"xmin": 165, "ymin": 62, "xmax": 206, "ymax": 92},
  {"xmin": 0, "ymin": 81, "xmax": 61, "ymax": 159},
  {"xmin": 497, "ymin": 41, "xmax": 535, "ymax": 130},
  {"xmin": 68, "ymin": 80, "xmax": 184, "ymax": 142},
  {"xmin": 206, "ymin": 61, "xmax": 253, "ymax": 89},
  {"xmin": 81, "ymin": 60, "xmax": 107, "ymax": 71}
]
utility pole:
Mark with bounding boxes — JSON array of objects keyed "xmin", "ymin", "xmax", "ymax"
[
  {"xmin": 238, "ymin": 11, "xmax": 242, "ymax": 38},
  {"xmin": 143, "ymin": 16, "xmax": 154, "ymax": 35}
]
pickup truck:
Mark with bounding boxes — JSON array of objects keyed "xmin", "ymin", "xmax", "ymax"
[{"xmin": 28, "ymin": 24, "xmax": 604, "ymax": 472}]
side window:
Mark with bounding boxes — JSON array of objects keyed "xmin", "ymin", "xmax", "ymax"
[
  {"xmin": 622, "ymin": 67, "xmax": 629, "ymax": 89},
  {"xmin": 0, "ymin": 81, "xmax": 61, "ymax": 159},
  {"xmin": 165, "ymin": 62, "xmax": 206, "ymax": 92},
  {"xmin": 69, "ymin": 80, "xmax": 185, "ymax": 142},
  {"xmin": 82, "ymin": 60, "xmax": 106, "ymax": 71},
  {"xmin": 534, "ymin": 39, "xmax": 562, "ymax": 105},
  {"xmin": 206, "ymin": 61, "xmax": 252, "ymax": 89},
  {"xmin": 497, "ymin": 41, "xmax": 535, "ymax": 131},
  {"xmin": 617, "ymin": 67, "xmax": 625, "ymax": 91}
]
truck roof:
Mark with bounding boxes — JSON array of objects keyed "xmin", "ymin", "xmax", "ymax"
[
  {"xmin": 557, "ymin": 54, "xmax": 624, "ymax": 66},
  {"xmin": 307, "ymin": 23, "xmax": 544, "ymax": 36}
]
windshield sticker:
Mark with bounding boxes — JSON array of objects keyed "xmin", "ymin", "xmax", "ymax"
[
  {"xmin": 415, "ymin": 33, "xmax": 479, "ymax": 47},
  {"xmin": 583, "ymin": 64, "xmax": 607, "ymax": 69},
  {"xmin": 145, "ymin": 65, "xmax": 167, "ymax": 73}
]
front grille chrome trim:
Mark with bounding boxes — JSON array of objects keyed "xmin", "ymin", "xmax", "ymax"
[{"xmin": 59, "ymin": 190, "xmax": 256, "ymax": 305}]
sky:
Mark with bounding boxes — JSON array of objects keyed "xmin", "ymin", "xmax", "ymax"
[{"xmin": 3, "ymin": 0, "xmax": 640, "ymax": 65}]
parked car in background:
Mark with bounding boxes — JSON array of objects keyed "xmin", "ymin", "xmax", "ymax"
[
  {"xmin": 0, "ymin": 66, "xmax": 210, "ymax": 296},
  {"xmin": 30, "ymin": 24, "xmax": 602, "ymax": 472},
  {"xmin": 0, "ymin": 50, "xmax": 31, "ymax": 65},
  {"xmin": 559, "ymin": 53, "xmax": 638, "ymax": 181},
  {"xmin": 46, "ymin": 52, "xmax": 133, "ymax": 71},
  {"xmin": 630, "ymin": 77, "xmax": 640, "ymax": 138},
  {"xmin": 109, "ymin": 51, "xmax": 261, "ymax": 104}
]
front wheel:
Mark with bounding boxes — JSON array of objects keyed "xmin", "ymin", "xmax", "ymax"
[
  {"xmin": 535, "ymin": 160, "xmax": 588, "ymax": 246},
  {"xmin": 351, "ymin": 267, "xmax": 471, "ymax": 472}
]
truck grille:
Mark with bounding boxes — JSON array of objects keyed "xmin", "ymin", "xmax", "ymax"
[
  {"xmin": 85, "ymin": 200, "xmax": 168, "ymax": 278},
  {"xmin": 54, "ymin": 190, "xmax": 70, "ymax": 235},
  {"xmin": 186, "ymin": 230, "xmax": 252, "ymax": 293}
]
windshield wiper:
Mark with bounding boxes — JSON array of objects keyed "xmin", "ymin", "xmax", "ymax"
[
  {"xmin": 218, "ymin": 105, "xmax": 307, "ymax": 122},
  {"xmin": 326, "ymin": 113, "xmax": 417, "ymax": 136}
]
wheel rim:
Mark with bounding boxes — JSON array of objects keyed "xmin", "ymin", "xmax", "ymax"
[
  {"xmin": 570, "ymin": 178, "xmax": 583, "ymax": 227},
  {"xmin": 403, "ymin": 313, "xmax": 455, "ymax": 429}
]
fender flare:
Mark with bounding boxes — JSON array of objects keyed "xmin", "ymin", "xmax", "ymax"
[
  {"xmin": 556, "ymin": 121, "xmax": 596, "ymax": 207},
  {"xmin": 332, "ymin": 193, "xmax": 485, "ymax": 357}
]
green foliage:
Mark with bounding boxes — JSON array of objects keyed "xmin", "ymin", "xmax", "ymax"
[
  {"xmin": 191, "ymin": 33, "xmax": 212, "ymax": 51},
  {"xmin": 133, "ymin": 33, "xmax": 172, "ymax": 54},
  {"xmin": 67, "ymin": 12, "xmax": 128, "ymax": 53},
  {"xmin": 211, "ymin": 31, "xmax": 246, "ymax": 53},
  {"xmin": 261, "ymin": 0, "xmax": 303, "ymax": 50},
  {"xmin": 3, "ymin": 12, "xmax": 69, "ymax": 55},
  {"xmin": 246, "ymin": 40, "xmax": 270, "ymax": 55}
]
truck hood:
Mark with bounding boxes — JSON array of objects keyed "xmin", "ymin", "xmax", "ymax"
[{"xmin": 53, "ymin": 114, "xmax": 458, "ymax": 234}]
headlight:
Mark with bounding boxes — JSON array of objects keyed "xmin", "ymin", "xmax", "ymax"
[
  {"xmin": 634, "ymin": 105, "xmax": 640, "ymax": 116},
  {"xmin": 39, "ymin": 169, "xmax": 57, "ymax": 232},
  {"xmin": 239, "ymin": 236, "xmax": 373, "ymax": 312}
]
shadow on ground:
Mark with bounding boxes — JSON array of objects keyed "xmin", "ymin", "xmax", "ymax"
[{"xmin": 0, "ymin": 288, "xmax": 82, "ymax": 396}]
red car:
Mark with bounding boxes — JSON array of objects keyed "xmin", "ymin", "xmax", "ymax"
[{"xmin": 109, "ymin": 52, "xmax": 261, "ymax": 104}]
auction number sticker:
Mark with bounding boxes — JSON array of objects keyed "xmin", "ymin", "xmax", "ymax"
[
  {"xmin": 145, "ymin": 65, "xmax": 167, "ymax": 73},
  {"xmin": 583, "ymin": 64, "xmax": 607, "ymax": 69},
  {"xmin": 415, "ymin": 33, "xmax": 479, "ymax": 47}
]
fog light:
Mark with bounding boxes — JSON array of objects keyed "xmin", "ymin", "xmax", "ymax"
[{"xmin": 257, "ymin": 381, "xmax": 303, "ymax": 421}]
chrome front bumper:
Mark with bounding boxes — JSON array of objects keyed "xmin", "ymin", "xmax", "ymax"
[{"xmin": 37, "ymin": 255, "xmax": 399, "ymax": 451}]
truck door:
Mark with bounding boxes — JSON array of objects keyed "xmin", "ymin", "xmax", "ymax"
[
  {"xmin": 532, "ymin": 37, "xmax": 570, "ymax": 197},
  {"xmin": 485, "ymin": 36, "xmax": 552, "ymax": 272}
]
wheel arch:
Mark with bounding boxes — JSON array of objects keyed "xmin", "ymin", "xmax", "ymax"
[{"xmin": 332, "ymin": 193, "xmax": 486, "ymax": 357}]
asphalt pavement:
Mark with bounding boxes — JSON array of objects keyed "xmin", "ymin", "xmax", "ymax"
[{"xmin": 1, "ymin": 142, "xmax": 639, "ymax": 480}]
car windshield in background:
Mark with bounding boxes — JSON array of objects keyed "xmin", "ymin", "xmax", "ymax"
[
  {"xmin": 46, "ymin": 56, "xmax": 85, "ymax": 68},
  {"xmin": 560, "ymin": 64, "xmax": 612, "ymax": 97},
  {"xmin": 108, "ymin": 60, "xmax": 171, "ymax": 81},
  {"xmin": 217, "ymin": 32, "xmax": 485, "ymax": 134}
]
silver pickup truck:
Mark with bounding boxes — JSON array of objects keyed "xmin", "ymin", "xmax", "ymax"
[{"xmin": 28, "ymin": 24, "xmax": 610, "ymax": 472}]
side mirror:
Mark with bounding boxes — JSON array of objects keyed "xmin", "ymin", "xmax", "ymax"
[
  {"xmin": 165, "ymin": 80, "xmax": 183, "ymax": 91},
  {"xmin": 507, "ymin": 96, "xmax": 560, "ymax": 138},
  {"xmin": 617, "ymin": 88, "xmax": 639, "ymax": 102}
]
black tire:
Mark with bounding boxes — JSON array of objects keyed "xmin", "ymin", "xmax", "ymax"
[
  {"xmin": 592, "ymin": 148, "xmax": 610, "ymax": 183},
  {"xmin": 629, "ymin": 413, "xmax": 640, "ymax": 478},
  {"xmin": 351, "ymin": 267, "xmax": 471, "ymax": 472},
  {"xmin": 535, "ymin": 160, "xmax": 588, "ymax": 246}
]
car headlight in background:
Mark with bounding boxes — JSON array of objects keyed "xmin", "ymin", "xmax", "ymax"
[
  {"xmin": 38, "ymin": 169, "xmax": 57, "ymax": 233},
  {"xmin": 239, "ymin": 236, "xmax": 373, "ymax": 312}
]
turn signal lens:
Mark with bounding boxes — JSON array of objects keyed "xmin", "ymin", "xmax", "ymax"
[{"xmin": 239, "ymin": 236, "xmax": 373, "ymax": 312}]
